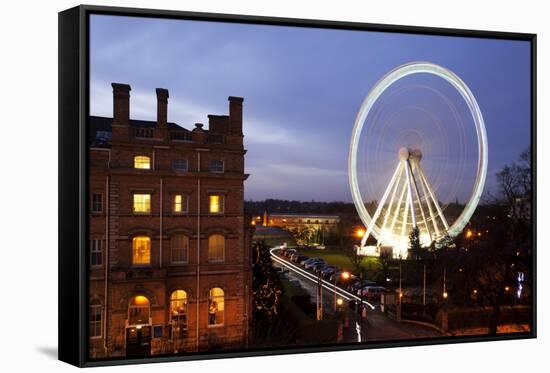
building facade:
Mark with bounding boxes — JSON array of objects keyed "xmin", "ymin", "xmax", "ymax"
[
  {"xmin": 263, "ymin": 213, "xmax": 340, "ymax": 232},
  {"xmin": 88, "ymin": 83, "xmax": 251, "ymax": 358}
]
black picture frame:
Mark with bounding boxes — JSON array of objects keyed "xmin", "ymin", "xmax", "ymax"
[{"xmin": 58, "ymin": 4, "xmax": 537, "ymax": 367}]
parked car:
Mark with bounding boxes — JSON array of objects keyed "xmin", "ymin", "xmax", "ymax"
[
  {"xmin": 292, "ymin": 254, "xmax": 309, "ymax": 263},
  {"xmin": 305, "ymin": 259, "xmax": 326, "ymax": 270},
  {"xmin": 312, "ymin": 263, "xmax": 328, "ymax": 273},
  {"xmin": 351, "ymin": 279, "xmax": 377, "ymax": 292},
  {"xmin": 320, "ymin": 265, "xmax": 338, "ymax": 278},
  {"xmin": 301, "ymin": 258, "xmax": 318, "ymax": 266},
  {"xmin": 284, "ymin": 249, "xmax": 296, "ymax": 258},
  {"xmin": 357, "ymin": 286, "xmax": 388, "ymax": 300}
]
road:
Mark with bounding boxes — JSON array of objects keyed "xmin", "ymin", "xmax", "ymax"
[{"xmin": 271, "ymin": 247, "xmax": 443, "ymax": 343}]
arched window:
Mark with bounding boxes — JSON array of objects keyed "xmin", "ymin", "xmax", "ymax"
[
  {"xmin": 171, "ymin": 234, "xmax": 189, "ymax": 263},
  {"xmin": 132, "ymin": 236, "xmax": 151, "ymax": 265},
  {"xmin": 208, "ymin": 234, "xmax": 225, "ymax": 262},
  {"xmin": 208, "ymin": 288, "xmax": 224, "ymax": 326},
  {"xmin": 128, "ymin": 295, "xmax": 150, "ymax": 325},
  {"xmin": 134, "ymin": 155, "xmax": 151, "ymax": 169},
  {"xmin": 90, "ymin": 299, "xmax": 102, "ymax": 338},
  {"xmin": 170, "ymin": 290, "xmax": 188, "ymax": 338}
]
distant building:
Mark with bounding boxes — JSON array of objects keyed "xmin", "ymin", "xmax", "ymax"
[
  {"xmin": 252, "ymin": 225, "xmax": 297, "ymax": 248},
  {"xmin": 88, "ymin": 83, "xmax": 251, "ymax": 358},
  {"xmin": 266, "ymin": 213, "xmax": 340, "ymax": 232}
]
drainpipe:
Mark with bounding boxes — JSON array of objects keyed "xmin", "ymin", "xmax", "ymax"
[
  {"xmin": 103, "ymin": 175, "xmax": 110, "ymax": 355},
  {"xmin": 160, "ymin": 177, "xmax": 163, "ymax": 268},
  {"xmin": 196, "ymin": 152, "xmax": 201, "ymax": 351}
]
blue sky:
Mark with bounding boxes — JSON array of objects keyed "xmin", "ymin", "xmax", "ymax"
[{"xmin": 90, "ymin": 15, "xmax": 531, "ymax": 203}]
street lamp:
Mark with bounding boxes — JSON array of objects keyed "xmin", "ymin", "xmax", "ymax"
[{"xmin": 335, "ymin": 271, "xmax": 351, "ymax": 312}]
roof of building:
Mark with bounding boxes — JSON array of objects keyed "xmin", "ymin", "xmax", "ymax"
[{"xmin": 89, "ymin": 115, "xmax": 190, "ymax": 147}]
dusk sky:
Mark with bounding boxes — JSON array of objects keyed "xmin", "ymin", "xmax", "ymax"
[{"xmin": 90, "ymin": 15, "xmax": 531, "ymax": 203}]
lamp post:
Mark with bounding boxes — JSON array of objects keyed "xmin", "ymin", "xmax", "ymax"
[
  {"xmin": 442, "ymin": 267, "xmax": 448, "ymax": 299},
  {"xmin": 336, "ymin": 271, "xmax": 351, "ymax": 312},
  {"xmin": 317, "ymin": 272, "xmax": 323, "ymax": 321}
]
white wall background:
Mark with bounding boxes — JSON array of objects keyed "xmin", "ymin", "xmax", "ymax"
[{"xmin": 0, "ymin": 0, "xmax": 546, "ymax": 371}]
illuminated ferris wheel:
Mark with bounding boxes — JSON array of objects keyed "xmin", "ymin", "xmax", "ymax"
[{"xmin": 348, "ymin": 62, "xmax": 488, "ymax": 258}]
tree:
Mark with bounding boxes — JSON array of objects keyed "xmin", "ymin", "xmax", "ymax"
[
  {"xmin": 439, "ymin": 148, "xmax": 533, "ymax": 333},
  {"xmin": 286, "ymin": 226, "xmax": 314, "ymax": 246},
  {"xmin": 252, "ymin": 240, "xmax": 282, "ymax": 317},
  {"xmin": 408, "ymin": 226, "xmax": 422, "ymax": 260}
]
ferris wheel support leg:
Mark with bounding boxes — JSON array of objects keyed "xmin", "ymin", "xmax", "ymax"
[
  {"xmin": 400, "ymin": 186, "xmax": 410, "ymax": 240},
  {"xmin": 410, "ymin": 161, "xmax": 432, "ymax": 242},
  {"xmin": 418, "ymin": 164, "xmax": 440, "ymax": 237},
  {"xmin": 361, "ymin": 162, "xmax": 402, "ymax": 249},
  {"xmin": 418, "ymin": 164, "xmax": 450, "ymax": 232},
  {"xmin": 378, "ymin": 164, "xmax": 404, "ymax": 246},
  {"xmin": 404, "ymin": 160, "xmax": 417, "ymax": 229},
  {"xmin": 389, "ymin": 176, "xmax": 408, "ymax": 235}
]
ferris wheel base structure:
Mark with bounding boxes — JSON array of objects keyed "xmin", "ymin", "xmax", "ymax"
[{"xmin": 357, "ymin": 147, "xmax": 450, "ymax": 259}]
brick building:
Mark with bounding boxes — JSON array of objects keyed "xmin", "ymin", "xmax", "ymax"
[{"xmin": 88, "ymin": 83, "xmax": 251, "ymax": 358}]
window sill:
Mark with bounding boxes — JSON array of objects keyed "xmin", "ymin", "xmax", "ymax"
[{"xmin": 207, "ymin": 324, "xmax": 224, "ymax": 329}]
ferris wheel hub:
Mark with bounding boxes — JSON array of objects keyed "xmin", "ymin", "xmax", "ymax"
[{"xmin": 398, "ymin": 147, "xmax": 422, "ymax": 161}]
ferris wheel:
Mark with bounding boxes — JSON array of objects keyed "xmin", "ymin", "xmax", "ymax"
[{"xmin": 348, "ymin": 62, "xmax": 488, "ymax": 258}]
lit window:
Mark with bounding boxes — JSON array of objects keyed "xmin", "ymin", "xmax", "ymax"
[
  {"xmin": 172, "ymin": 159, "xmax": 188, "ymax": 172},
  {"xmin": 134, "ymin": 155, "xmax": 151, "ymax": 169},
  {"xmin": 128, "ymin": 295, "xmax": 150, "ymax": 325},
  {"xmin": 173, "ymin": 194, "xmax": 188, "ymax": 213},
  {"xmin": 209, "ymin": 195, "xmax": 224, "ymax": 214},
  {"xmin": 208, "ymin": 234, "xmax": 225, "ymax": 262},
  {"xmin": 170, "ymin": 290, "xmax": 188, "ymax": 339},
  {"xmin": 91, "ymin": 193, "xmax": 102, "ymax": 213},
  {"xmin": 208, "ymin": 288, "xmax": 224, "ymax": 326},
  {"xmin": 133, "ymin": 194, "xmax": 151, "ymax": 213},
  {"xmin": 132, "ymin": 236, "xmax": 151, "ymax": 265},
  {"xmin": 90, "ymin": 239, "xmax": 102, "ymax": 267},
  {"xmin": 209, "ymin": 160, "xmax": 224, "ymax": 173},
  {"xmin": 90, "ymin": 299, "xmax": 102, "ymax": 338},
  {"xmin": 171, "ymin": 234, "xmax": 189, "ymax": 263}
]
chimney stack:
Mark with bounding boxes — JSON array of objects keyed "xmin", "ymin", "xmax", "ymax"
[
  {"xmin": 228, "ymin": 96, "xmax": 244, "ymax": 135},
  {"xmin": 156, "ymin": 88, "xmax": 169, "ymax": 128},
  {"xmin": 112, "ymin": 83, "xmax": 131, "ymax": 125}
]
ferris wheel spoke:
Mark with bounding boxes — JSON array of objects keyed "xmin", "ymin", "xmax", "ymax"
[
  {"xmin": 378, "ymin": 163, "xmax": 404, "ymax": 245},
  {"xmin": 361, "ymin": 162, "xmax": 402, "ymax": 248},
  {"xmin": 410, "ymin": 161, "xmax": 432, "ymax": 242},
  {"xmin": 418, "ymin": 163, "xmax": 450, "ymax": 232},
  {"xmin": 400, "ymin": 186, "xmax": 410, "ymax": 239},
  {"xmin": 418, "ymin": 164, "xmax": 440, "ymax": 237},
  {"xmin": 404, "ymin": 159, "xmax": 417, "ymax": 229},
  {"xmin": 389, "ymin": 175, "xmax": 408, "ymax": 235}
]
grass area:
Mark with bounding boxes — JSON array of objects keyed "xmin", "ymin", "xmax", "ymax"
[{"xmin": 298, "ymin": 248, "xmax": 381, "ymax": 272}]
